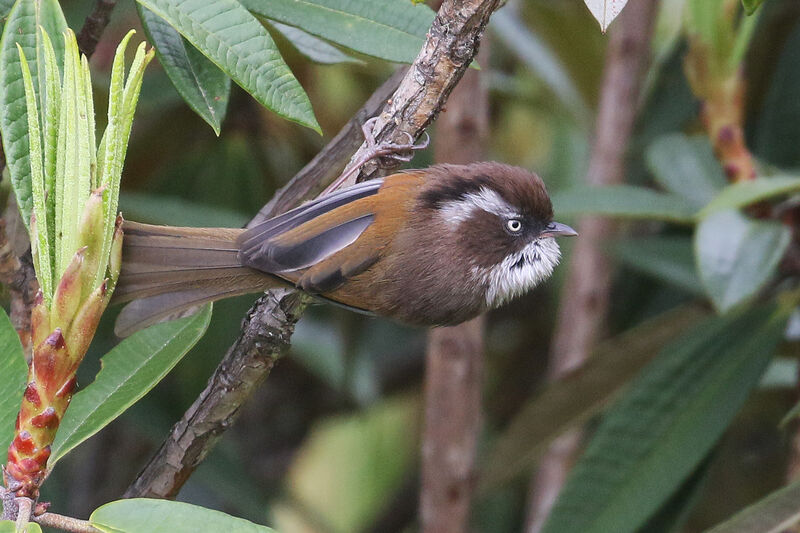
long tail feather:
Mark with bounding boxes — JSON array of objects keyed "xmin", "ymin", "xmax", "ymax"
[{"xmin": 113, "ymin": 221, "xmax": 279, "ymax": 336}]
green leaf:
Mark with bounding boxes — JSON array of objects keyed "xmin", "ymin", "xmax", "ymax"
[
  {"xmin": 0, "ymin": 0, "xmax": 14, "ymax": 18},
  {"xmin": 695, "ymin": 210, "xmax": 790, "ymax": 312},
  {"xmin": 479, "ymin": 305, "xmax": 707, "ymax": 491},
  {"xmin": 90, "ymin": 499, "xmax": 277, "ymax": 533},
  {"xmin": 0, "ymin": 521, "xmax": 42, "ymax": 533},
  {"xmin": 490, "ymin": 10, "xmax": 591, "ymax": 126},
  {"xmin": 94, "ymin": 35, "xmax": 154, "ymax": 289},
  {"xmin": 136, "ymin": 0, "xmax": 319, "ymax": 132},
  {"xmin": 540, "ymin": 305, "xmax": 789, "ymax": 533},
  {"xmin": 551, "ymin": 185, "xmax": 695, "ymax": 223},
  {"xmin": 268, "ymin": 21, "xmax": 362, "ymax": 65},
  {"xmin": 48, "ymin": 305, "xmax": 212, "ymax": 466},
  {"xmin": 0, "ymin": 307, "xmax": 26, "ymax": 453},
  {"xmin": 138, "ymin": 4, "xmax": 230, "ymax": 135},
  {"xmin": 241, "ymin": 0, "xmax": 435, "ymax": 64},
  {"xmin": 645, "ymin": 134, "xmax": 726, "ymax": 208},
  {"xmin": 0, "ymin": 0, "xmax": 67, "ymax": 229},
  {"xmin": 613, "ymin": 237, "xmax": 703, "ymax": 295},
  {"xmin": 641, "ymin": 458, "xmax": 713, "ymax": 533},
  {"xmin": 703, "ymin": 478, "xmax": 800, "ymax": 533},
  {"xmin": 17, "ymin": 43, "xmax": 52, "ymax": 300},
  {"xmin": 699, "ymin": 176, "xmax": 800, "ymax": 219},
  {"xmin": 741, "ymin": 0, "xmax": 765, "ymax": 15},
  {"xmin": 273, "ymin": 395, "xmax": 419, "ymax": 532}
]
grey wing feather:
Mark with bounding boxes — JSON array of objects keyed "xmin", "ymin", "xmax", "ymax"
[
  {"xmin": 238, "ymin": 180, "xmax": 383, "ymax": 273},
  {"xmin": 258, "ymin": 214, "xmax": 375, "ymax": 272},
  {"xmin": 238, "ymin": 179, "xmax": 383, "ymax": 253}
]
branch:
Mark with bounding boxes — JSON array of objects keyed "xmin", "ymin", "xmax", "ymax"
[
  {"xmin": 35, "ymin": 512, "xmax": 101, "ymax": 533},
  {"xmin": 0, "ymin": 201, "xmax": 38, "ymax": 358},
  {"xmin": 77, "ymin": 0, "xmax": 118, "ymax": 58},
  {"xmin": 420, "ymin": 36, "xmax": 490, "ymax": 533},
  {"xmin": 524, "ymin": 2, "xmax": 659, "ymax": 531},
  {"xmin": 124, "ymin": 0, "xmax": 503, "ymax": 500}
]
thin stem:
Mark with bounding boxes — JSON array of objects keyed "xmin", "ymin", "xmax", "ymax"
[
  {"xmin": 15, "ymin": 497, "xmax": 32, "ymax": 530},
  {"xmin": 35, "ymin": 512, "xmax": 102, "ymax": 533},
  {"xmin": 420, "ymin": 35, "xmax": 490, "ymax": 533}
]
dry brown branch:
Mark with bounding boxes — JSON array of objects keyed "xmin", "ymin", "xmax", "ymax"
[
  {"xmin": 0, "ymin": 202, "xmax": 38, "ymax": 358},
  {"xmin": 77, "ymin": 0, "xmax": 118, "ymax": 58},
  {"xmin": 420, "ymin": 37, "xmax": 490, "ymax": 533},
  {"xmin": 124, "ymin": 0, "xmax": 502, "ymax": 499},
  {"xmin": 35, "ymin": 511, "xmax": 102, "ymax": 533},
  {"xmin": 524, "ymin": 2, "xmax": 659, "ymax": 531}
]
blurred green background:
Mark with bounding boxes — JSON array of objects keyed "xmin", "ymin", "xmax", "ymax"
[{"xmin": 6, "ymin": 0, "xmax": 800, "ymax": 531}]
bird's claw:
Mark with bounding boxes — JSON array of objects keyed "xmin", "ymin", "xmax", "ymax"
[
  {"xmin": 321, "ymin": 117, "xmax": 430, "ymax": 196},
  {"xmin": 361, "ymin": 117, "xmax": 429, "ymax": 163}
]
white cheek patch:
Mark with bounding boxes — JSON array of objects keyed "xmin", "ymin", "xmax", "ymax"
[
  {"xmin": 439, "ymin": 187, "xmax": 518, "ymax": 229},
  {"xmin": 475, "ymin": 237, "xmax": 561, "ymax": 308}
]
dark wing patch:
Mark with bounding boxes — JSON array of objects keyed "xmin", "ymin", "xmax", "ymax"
[
  {"xmin": 249, "ymin": 214, "xmax": 375, "ymax": 273},
  {"xmin": 238, "ymin": 179, "xmax": 383, "ymax": 253},
  {"xmin": 298, "ymin": 253, "xmax": 380, "ymax": 293}
]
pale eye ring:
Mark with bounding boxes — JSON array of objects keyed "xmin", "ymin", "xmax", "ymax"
[{"xmin": 506, "ymin": 218, "xmax": 523, "ymax": 233}]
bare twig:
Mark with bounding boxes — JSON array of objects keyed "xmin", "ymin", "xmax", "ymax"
[
  {"xmin": 346, "ymin": 0, "xmax": 503, "ymax": 185},
  {"xmin": 15, "ymin": 497, "xmax": 32, "ymax": 530},
  {"xmin": 524, "ymin": 2, "xmax": 659, "ymax": 531},
  {"xmin": 77, "ymin": 0, "xmax": 117, "ymax": 58},
  {"xmin": 35, "ymin": 512, "xmax": 101, "ymax": 533},
  {"xmin": 420, "ymin": 36, "xmax": 490, "ymax": 533},
  {"xmin": 123, "ymin": 289, "xmax": 305, "ymax": 499},
  {"xmin": 124, "ymin": 0, "xmax": 502, "ymax": 500}
]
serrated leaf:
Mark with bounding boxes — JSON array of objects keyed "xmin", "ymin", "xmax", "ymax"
[
  {"xmin": 645, "ymin": 134, "xmax": 726, "ymax": 208},
  {"xmin": 703, "ymin": 478, "xmax": 800, "ymax": 533},
  {"xmin": 695, "ymin": 210, "xmax": 790, "ymax": 312},
  {"xmin": 583, "ymin": 0, "xmax": 629, "ymax": 32},
  {"xmin": 541, "ymin": 304, "xmax": 789, "ymax": 533},
  {"xmin": 741, "ymin": 0, "xmax": 766, "ymax": 15},
  {"xmin": 91, "ymin": 499, "xmax": 277, "ymax": 533},
  {"xmin": 138, "ymin": 4, "xmax": 230, "ymax": 135},
  {"xmin": 136, "ymin": 0, "xmax": 319, "ymax": 132},
  {"xmin": 0, "ymin": 0, "xmax": 67, "ymax": 229},
  {"xmin": 551, "ymin": 185, "xmax": 695, "ymax": 223},
  {"xmin": 0, "ymin": 307, "xmax": 27, "ymax": 454},
  {"xmin": 241, "ymin": 0, "xmax": 435, "ymax": 64},
  {"xmin": 613, "ymin": 236, "xmax": 703, "ymax": 295},
  {"xmin": 269, "ymin": 21, "xmax": 362, "ymax": 65},
  {"xmin": 48, "ymin": 305, "xmax": 212, "ymax": 466},
  {"xmin": 698, "ymin": 176, "xmax": 800, "ymax": 218},
  {"xmin": 479, "ymin": 306, "xmax": 707, "ymax": 491}
]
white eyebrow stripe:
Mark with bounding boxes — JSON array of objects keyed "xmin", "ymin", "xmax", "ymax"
[{"xmin": 439, "ymin": 187, "xmax": 519, "ymax": 228}]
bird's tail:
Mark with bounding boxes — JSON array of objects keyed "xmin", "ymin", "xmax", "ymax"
[{"xmin": 113, "ymin": 221, "xmax": 278, "ymax": 337}]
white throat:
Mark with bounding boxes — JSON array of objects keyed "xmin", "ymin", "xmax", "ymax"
[{"xmin": 475, "ymin": 237, "xmax": 561, "ymax": 308}]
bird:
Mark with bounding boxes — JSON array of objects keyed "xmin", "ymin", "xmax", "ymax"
[{"xmin": 112, "ymin": 162, "xmax": 576, "ymax": 336}]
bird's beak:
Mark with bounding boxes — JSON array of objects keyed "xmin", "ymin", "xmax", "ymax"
[{"xmin": 541, "ymin": 221, "xmax": 578, "ymax": 238}]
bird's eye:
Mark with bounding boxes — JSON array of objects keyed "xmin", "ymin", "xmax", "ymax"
[{"xmin": 506, "ymin": 219, "xmax": 523, "ymax": 234}]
